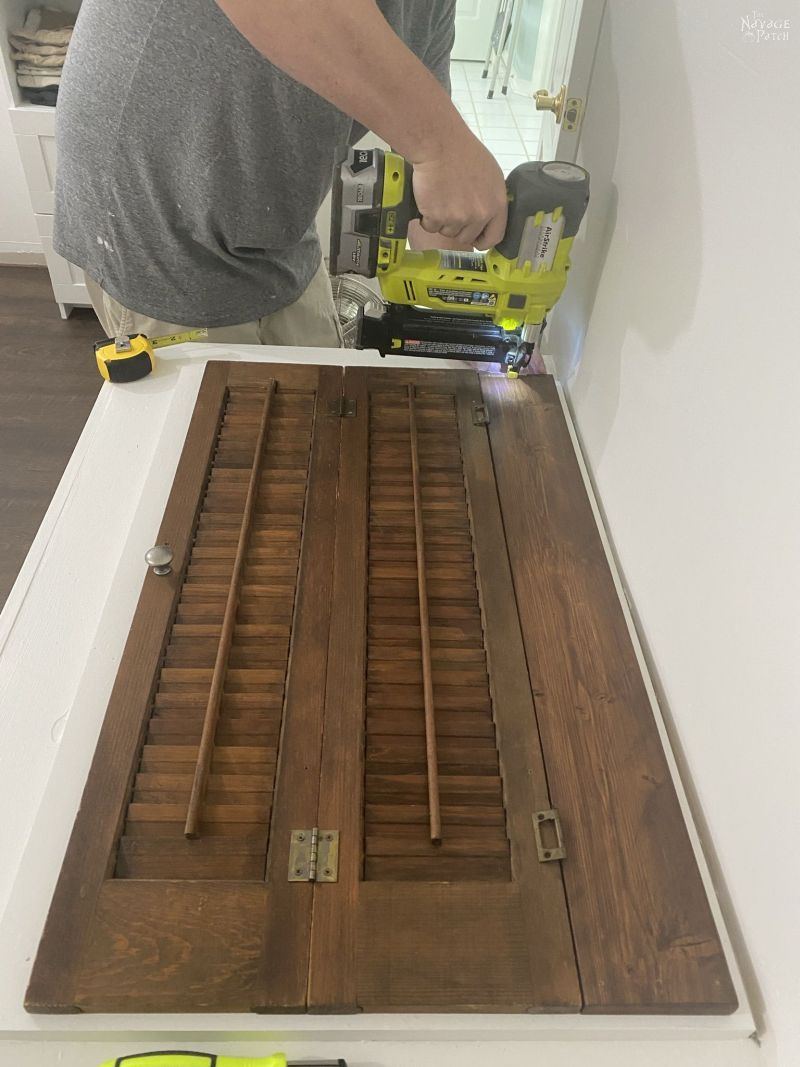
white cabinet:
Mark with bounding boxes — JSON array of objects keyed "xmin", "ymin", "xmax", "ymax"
[{"xmin": 1, "ymin": 0, "xmax": 90, "ymax": 316}]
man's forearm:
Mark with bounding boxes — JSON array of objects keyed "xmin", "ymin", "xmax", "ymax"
[
  {"xmin": 215, "ymin": 0, "xmax": 465, "ymax": 164},
  {"xmin": 215, "ymin": 0, "xmax": 509, "ymax": 248}
]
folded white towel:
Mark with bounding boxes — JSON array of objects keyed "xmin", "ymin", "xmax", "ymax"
[
  {"xmin": 12, "ymin": 48, "xmax": 67, "ymax": 66},
  {"xmin": 9, "ymin": 37, "xmax": 70, "ymax": 55},
  {"xmin": 11, "ymin": 7, "xmax": 74, "ymax": 47},
  {"xmin": 17, "ymin": 71, "xmax": 62, "ymax": 87},
  {"xmin": 16, "ymin": 62, "xmax": 63, "ymax": 75}
]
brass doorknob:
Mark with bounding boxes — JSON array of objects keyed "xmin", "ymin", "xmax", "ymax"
[
  {"xmin": 534, "ymin": 84, "xmax": 566, "ymax": 123},
  {"xmin": 145, "ymin": 543, "xmax": 174, "ymax": 576}
]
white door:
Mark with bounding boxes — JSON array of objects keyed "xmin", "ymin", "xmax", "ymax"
[
  {"xmin": 453, "ymin": 0, "xmax": 498, "ymax": 62},
  {"xmin": 528, "ymin": 0, "xmax": 606, "ymax": 161}
]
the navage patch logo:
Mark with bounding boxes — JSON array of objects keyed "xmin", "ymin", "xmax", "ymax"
[{"xmin": 740, "ymin": 10, "xmax": 790, "ymax": 41}]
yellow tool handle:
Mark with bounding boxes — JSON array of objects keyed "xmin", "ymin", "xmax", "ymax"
[{"xmin": 100, "ymin": 1054, "xmax": 287, "ymax": 1067}]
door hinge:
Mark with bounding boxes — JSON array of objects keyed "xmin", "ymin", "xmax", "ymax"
[
  {"xmin": 472, "ymin": 401, "xmax": 490, "ymax": 426},
  {"xmin": 288, "ymin": 828, "xmax": 339, "ymax": 882},
  {"xmin": 328, "ymin": 397, "xmax": 356, "ymax": 417},
  {"xmin": 533, "ymin": 809, "xmax": 566, "ymax": 862}
]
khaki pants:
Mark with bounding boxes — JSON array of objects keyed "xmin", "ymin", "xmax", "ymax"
[{"xmin": 86, "ymin": 261, "xmax": 344, "ymax": 348}]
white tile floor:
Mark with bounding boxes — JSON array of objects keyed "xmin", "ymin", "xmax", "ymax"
[{"xmin": 450, "ymin": 60, "xmax": 543, "ymax": 173}]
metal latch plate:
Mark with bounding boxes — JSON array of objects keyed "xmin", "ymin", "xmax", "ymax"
[
  {"xmin": 472, "ymin": 401, "xmax": 490, "ymax": 426},
  {"xmin": 533, "ymin": 809, "xmax": 566, "ymax": 862},
  {"xmin": 563, "ymin": 96, "xmax": 584, "ymax": 133},
  {"xmin": 289, "ymin": 828, "xmax": 339, "ymax": 882},
  {"xmin": 328, "ymin": 398, "xmax": 356, "ymax": 417}
]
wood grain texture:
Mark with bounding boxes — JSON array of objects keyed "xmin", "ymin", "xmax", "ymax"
[
  {"xmin": 360, "ymin": 373, "xmax": 512, "ymax": 887},
  {"xmin": 25, "ymin": 360, "xmax": 229, "ymax": 1013},
  {"xmin": 312, "ymin": 368, "xmax": 578, "ymax": 1013},
  {"xmin": 27, "ymin": 362, "xmax": 335, "ymax": 1014},
  {"xmin": 185, "ymin": 380, "xmax": 275, "ymax": 837},
  {"xmin": 306, "ymin": 368, "xmax": 369, "ymax": 1012},
  {"xmin": 116, "ymin": 377, "xmax": 316, "ymax": 866},
  {"xmin": 26, "ymin": 360, "xmax": 735, "ymax": 1016},
  {"xmin": 481, "ymin": 375, "xmax": 737, "ymax": 1015},
  {"xmin": 454, "ymin": 374, "xmax": 581, "ymax": 1010},
  {"xmin": 253, "ymin": 366, "xmax": 343, "ymax": 1012},
  {"xmin": 358, "ymin": 884, "xmax": 537, "ymax": 1011},
  {"xmin": 74, "ymin": 882, "xmax": 267, "ymax": 1012}
]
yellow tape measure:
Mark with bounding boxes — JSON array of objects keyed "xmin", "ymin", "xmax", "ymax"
[{"xmin": 94, "ymin": 329, "xmax": 208, "ymax": 383}]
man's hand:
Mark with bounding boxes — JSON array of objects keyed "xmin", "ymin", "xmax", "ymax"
[{"xmin": 411, "ymin": 130, "xmax": 508, "ymax": 250}]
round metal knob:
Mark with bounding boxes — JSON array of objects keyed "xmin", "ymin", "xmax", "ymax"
[{"xmin": 145, "ymin": 543, "xmax": 174, "ymax": 576}]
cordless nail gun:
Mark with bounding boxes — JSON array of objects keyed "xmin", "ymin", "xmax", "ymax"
[{"xmin": 330, "ymin": 147, "xmax": 589, "ymax": 375}]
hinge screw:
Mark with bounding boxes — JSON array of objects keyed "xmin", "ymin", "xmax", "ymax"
[{"xmin": 297, "ymin": 832, "xmax": 305, "ymax": 841}]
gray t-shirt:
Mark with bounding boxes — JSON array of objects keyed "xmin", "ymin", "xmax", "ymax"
[{"xmin": 54, "ymin": 0, "xmax": 455, "ymax": 326}]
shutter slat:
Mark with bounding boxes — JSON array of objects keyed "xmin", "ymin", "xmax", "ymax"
[
  {"xmin": 363, "ymin": 385, "xmax": 511, "ymax": 878},
  {"xmin": 114, "ymin": 373, "xmax": 317, "ymax": 873}
]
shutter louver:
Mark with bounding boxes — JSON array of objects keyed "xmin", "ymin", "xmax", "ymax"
[
  {"xmin": 365, "ymin": 383, "xmax": 512, "ymax": 881},
  {"xmin": 116, "ymin": 384, "xmax": 315, "ymax": 879}
]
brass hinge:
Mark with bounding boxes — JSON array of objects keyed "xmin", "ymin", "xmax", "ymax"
[
  {"xmin": 472, "ymin": 401, "xmax": 490, "ymax": 426},
  {"xmin": 533, "ymin": 809, "xmax": 566, "ymax": 862},
  {"xmin": 328, "ymin": 397, "xmax": 357, "ymax": 417},
  {"xmin": 288, "ymin": 828, "xmax": 339, "ymax": 882}
]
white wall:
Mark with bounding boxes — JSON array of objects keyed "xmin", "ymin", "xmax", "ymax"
[{"xmin": 549, "ymin": 2, "xmax": 800, "ymax": 1064}]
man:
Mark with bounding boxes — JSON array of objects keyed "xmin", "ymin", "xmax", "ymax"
[{"xmin": 54, "ymin": 0, "xmax": 508, "ymax": 347}]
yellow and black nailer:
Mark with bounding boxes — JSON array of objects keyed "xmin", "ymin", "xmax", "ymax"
[
  {"xmin": 99, "ymin": 1053, "xmax": 345, "ymax": 1067},
  {"xmin": 330, "ymin": 146, "xmax": 589, "ymax": 375}
]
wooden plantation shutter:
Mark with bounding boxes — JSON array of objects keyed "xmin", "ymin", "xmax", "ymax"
[
  {"xmin": 27, "ymin": 362, "xmax": 736, "ymax": 1015},
  {"xmin": 308, "ymin": 368, "xmax": 581, "ymax": 1011},
  {"xmin": 26, "ymin": 362, "xmax": 343, "ymax": 1013}
]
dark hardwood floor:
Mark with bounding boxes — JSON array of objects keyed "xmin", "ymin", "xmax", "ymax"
[{"xmin": 0, "ymin": 267, "xmax": 101, "ymax": 607}]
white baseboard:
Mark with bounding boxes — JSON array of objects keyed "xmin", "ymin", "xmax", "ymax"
[{"xmin": 0, "ymin": 244, "xmax": 46, "ymax": 266}]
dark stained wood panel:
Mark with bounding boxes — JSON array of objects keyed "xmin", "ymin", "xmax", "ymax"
[
  {"xmin": 481, "ymin": 374, "xmax": 737, "ymax": 1014},
  {"xmin": 115, "ymin": 383, "xmax": 315, "ymax": 878},
  {"xmin": 74, "ymin": 883, "xmax": 268, "ymax": 1012},
  {"xmin": 308, "ymin": 368, "xmax": 581, "ymax": 1013},
  {"xmin": 26, "ymin": 362, "xmax": 339, "ymax": 1014},
  {"xmin": 26, "ymin": 361, "xmax": 736, "ymax": 1017},
  {"xmin": 364, "ymin": 383, "xmax": 512, "ymax": 881}
]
